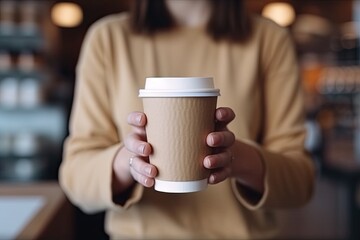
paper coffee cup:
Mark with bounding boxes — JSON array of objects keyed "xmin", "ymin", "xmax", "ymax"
[{"xmin": 139, "ymin": 77, "xmax": 220, "ymax": 193}]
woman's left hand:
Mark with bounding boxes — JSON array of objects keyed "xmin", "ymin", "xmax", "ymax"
[{"xmin": 204, "ymin": 107, "xmax": 236, "ymax": 184}]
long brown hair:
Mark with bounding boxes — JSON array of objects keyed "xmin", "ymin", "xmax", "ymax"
[{"xmin": 130, "ymin": 0, "xmax": 252, "ymax": 42}]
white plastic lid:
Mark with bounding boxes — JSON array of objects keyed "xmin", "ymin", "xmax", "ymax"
[{"xmin": 139, "ymin": 77, "xmax": 220, "ymax": 97}]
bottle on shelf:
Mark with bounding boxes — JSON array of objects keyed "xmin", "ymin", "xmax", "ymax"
[
  {"xmin": 0, "ymin": 77, "xmax": 19, "ymax": 108},
  {"xmin": 0, "ymin": 51, "xmax": 12, "ymax": 72},
  {"xmin": 18, "ymin": 1, "xmax": 40, "ymax": 37},
  {"xmin": 0, "ymin": 0, "xmax": 16, "ymax": 36},
  {"xmin": 18, "ymin": 77, "xmax": 42, "ymax": 108}
]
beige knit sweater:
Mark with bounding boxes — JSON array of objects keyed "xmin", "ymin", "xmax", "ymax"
[{"xmin": 59, "ymin": 13, "xmax": 315, "ymax": 239}]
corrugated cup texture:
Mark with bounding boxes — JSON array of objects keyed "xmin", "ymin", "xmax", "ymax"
[{"xmin": 143, "ymin": 97, "xmax": 217, "ymax": 181}]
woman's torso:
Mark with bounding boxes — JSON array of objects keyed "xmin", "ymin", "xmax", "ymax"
[{"xmin": 93, "ymin": 13, "xmax": 281, "ymax": 239}]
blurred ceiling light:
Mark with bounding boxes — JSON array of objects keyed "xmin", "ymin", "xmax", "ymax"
[
  {"xmin": 51, "ymin": 2, "xmax": 83, "ymax": 28},
  {"xmin": 262, "ymin": 2, "xmax": 295, "ymax": 27}
]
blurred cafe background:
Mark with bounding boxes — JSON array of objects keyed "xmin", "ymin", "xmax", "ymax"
[{"xmin": 0, "ymin": 0, "xmax": 360, "ymax": 239}]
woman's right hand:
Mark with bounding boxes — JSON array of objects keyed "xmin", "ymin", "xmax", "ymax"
[{"xmin": 112, "ymin": 112, "xmax": 158, "ymax": 194}]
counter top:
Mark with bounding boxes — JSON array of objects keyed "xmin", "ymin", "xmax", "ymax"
[{"xmin": 0, "ymin": 181, "xmax": 73, "ymax": 240}]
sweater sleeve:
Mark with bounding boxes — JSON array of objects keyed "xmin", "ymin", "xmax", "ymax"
[
  {"xmin": 59, "ymin": 20, "xmax": 143, "ymax": 214},
  {"xmin": 232, "ymin": 22, "xmax": 315, "ymax": 209}
]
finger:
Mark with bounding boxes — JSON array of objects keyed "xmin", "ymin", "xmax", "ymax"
[
  {"xmin": 127, "ymin": 112, "xmax": 147, "ymax": 127},
  {"xmin": 207, "ymin": 131, "xmax": 235, "ymax": 148},
  {"xmin": 124, "ymin": 133, "xmax": 152, "ymax": 156},
  {"xmin": 215, "ymin": 107, "xmax": 235, "ymax": 129},
  {"xmin": 129, "ymin": 156, "xmax": 157, "ymax": 187},
  {"xmin": 127, "ymin": 112, "xmax": 147, "ymax": 137},
  {"xmin": 131, "ymin": 124, "xmax": 147, "ymax": 137},
  {"xmin": 208, "ymin": 167, "xmax": 232, "ymax": 184},
  {"xmin": 204, "ymin": 151, "xmax": 232, "ymax": 169},
  {"xmin": 129, "ymin": 156, "xmax": 157, "ymax": 177}
]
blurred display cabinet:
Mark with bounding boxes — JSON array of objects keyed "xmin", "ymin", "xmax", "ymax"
[
  {"xmin": 0, "ymin": 0, "xmax": 66, "ymax": 181},
  {"xmin": 315, "ymin": 66, "xmax": 360, "ymax": 163}
]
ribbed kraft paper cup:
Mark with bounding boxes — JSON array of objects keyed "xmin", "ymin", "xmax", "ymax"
[{"xmin": 139, "ymin": 77, "xmax": 220, "ymax": 193}]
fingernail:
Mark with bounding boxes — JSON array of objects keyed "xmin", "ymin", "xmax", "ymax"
[
  {"xmin": 145, "ymin": 178, "xmax": 154, "ymax": 187},
  {"xmin": 209, "ymin": 175, "xmax": 215, "ymax": 183},
  {"xmin": 136, "ymin": 115, "xmax": 142, "ymax": 124},
  {"xmin": 218, "ymin": 109, "xmax": 223, "ymax": 118},
  {"xmin": 138, "ymin": 144, "xmax": 145, "ymax": 154},
  {"xmin": 217, "ymin": 109, "xmax": 225, "ymax": 119},
  {"xmin": 145, "ymin": 166, "xmax": 152, "ymax": 175},
  {"xmin": 205, "ymin": 157, "xmax": 212, "ymax": 168},
  {"xmin": 211, "ymin": 134, "xmax": 220, "ymax": 145}
]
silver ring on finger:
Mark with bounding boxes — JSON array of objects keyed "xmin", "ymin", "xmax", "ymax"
[
  {"xmin": 229, "ymin": 151, "xmax": 234, "ymax": 164},
  {"xmin": 129, "ymin": 156, "xmax": 135, "ymax": 167}
]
